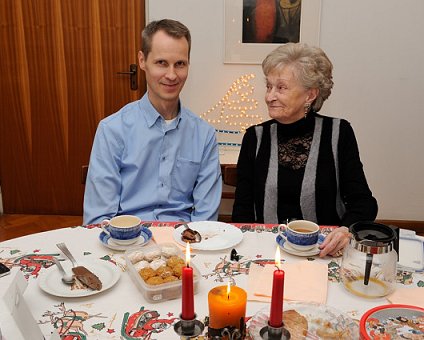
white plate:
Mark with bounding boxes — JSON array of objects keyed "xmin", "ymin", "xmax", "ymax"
[
  {"xmin": 173, "ymin": 221, "xmax": 243, "ymax": 250},
  {"xmin": 99, "ymin": 227, "xmax": 152, "ymax": 251},
  {"xmin": 38, "ymin": 259, "xmax": 121, "ymax": 297},
  {"xmin": 248, "ymin": 302, "xmax": 359, "ymax": 339},
  {"xmin": 276, "ymin": 234, "xmax": 324, "ymax": 257}
]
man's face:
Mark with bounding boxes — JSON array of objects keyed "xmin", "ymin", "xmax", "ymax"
[{"xmin": 138, "ymin": 30, "xmax": 189, "ymax": 112}]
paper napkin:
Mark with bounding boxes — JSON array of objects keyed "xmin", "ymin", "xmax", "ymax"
[
  {"xmin": 150, "ymin": 227, "xmax": 176, "ymax": 244},
  {"xmin": 247, "ymin": 261, "xmax": 328, "ymax": 304},
  {"xmin": 150, "ymin": 227, "xmax": 184, "ymax": 248},
  {"xmin": 386, "ymin": 288, "xmax": 424, "ymax": 306}
]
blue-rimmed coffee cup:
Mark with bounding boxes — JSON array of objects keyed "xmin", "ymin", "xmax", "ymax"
[
  {"xmin": 101, "ymin": 215, "xmax": 142, "ymax": 245},
  {"xmin": 284, "ymin": 220, "xmax": 320, "ymax": 251}
]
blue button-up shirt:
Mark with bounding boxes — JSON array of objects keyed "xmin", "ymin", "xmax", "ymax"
[{"xmin": 83, "ymin": 94, "xmax": 222, "ymax": 224}]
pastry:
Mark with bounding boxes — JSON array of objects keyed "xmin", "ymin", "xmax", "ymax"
[
  {"xmin": 127, "ymin": 250, "xmax": 145, "ymax": 264},
  {"xmin": 161, "ymin": 245, "xmax": 178, "ymax": 257},
  {"xmin": 170, "ymin": 262, "xmax": 184, "ymax": 278},
  {"xmin": 139, "ymin": 267, "xmax": 155, "ymax": 281},
  {"xmin": 144, "ymin": 249, "xmax": 161, "ymax": 262},
  {"xmin": 166, "ymin": 255, "xmax": 185, "ymax": 268},
  {"xmin": 163, "ymin": 275, "xmax": 179, "ymax": 283},
  {"xmin": 134, "ymin": 260, "xmax": 149, "ymax": 272},
  {"xmin": 156, "ymin": 265, "xmax": 174, "ymax": 279},
  {"xmin": 181, "ymin": 228, "xmax": 201, "ymax": 243},
  {"xmin": 150, "ymin": 258, "xmax": 166, "ymax": 271},
  {"xmin": 72, "ymin": 266, "xmax": 102, "ymax": 290},
  {"xmin": 316, "ymin": 320, "xmax": 348, "ymax": 339},
  {"xmin": 283, "ymin": 310, "xmax": 308, "ymax": 339},
  {"xmin": 146, "ymin": 276, "xmax": 164, "ymax": 285}
]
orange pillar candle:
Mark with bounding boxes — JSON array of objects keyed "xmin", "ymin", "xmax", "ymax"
[{"xmin": 208, "ymin": 283, "xmax": 247, "ymax": 329}]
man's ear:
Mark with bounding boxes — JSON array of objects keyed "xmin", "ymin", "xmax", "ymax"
[{"xmin": 138, "ymin": 51, "xmax": 146, "ymax": 71}]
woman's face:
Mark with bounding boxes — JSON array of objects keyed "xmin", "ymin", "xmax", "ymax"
[{"xmin": 265, "ymin": 65, "xmax": 316, "ymax": 124}]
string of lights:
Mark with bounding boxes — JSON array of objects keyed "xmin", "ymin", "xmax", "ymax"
[{"xmin": 200, "ymin": 74, "xmax": 263, "ymax": 132}]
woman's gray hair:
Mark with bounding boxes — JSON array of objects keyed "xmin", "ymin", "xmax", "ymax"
[{"xmin": 262, "ymin": 43, "xmax": 333, "ymax": 112}]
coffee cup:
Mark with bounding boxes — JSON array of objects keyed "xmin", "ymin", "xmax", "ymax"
[
  {"xmin": 284, "ymin": 220, "xmax": 320, "ymax": 251},
  {"xmin": 101, "ymin": 215, "xmax": 142, "ymax": 245}
]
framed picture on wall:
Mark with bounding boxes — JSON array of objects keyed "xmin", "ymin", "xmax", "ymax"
[{"xmin": 224, "ymin": 0, "xmax": 321, "ymax": 64}]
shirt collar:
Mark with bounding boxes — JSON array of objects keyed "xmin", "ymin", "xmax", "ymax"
[{"xmin": 139, "ymin": 93, "xmax": 183, "ymax": 128}]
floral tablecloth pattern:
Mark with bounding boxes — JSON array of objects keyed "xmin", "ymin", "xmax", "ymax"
[{"xmin": 0, "ymin": 223, "xmax": 423, "ymax": 339}]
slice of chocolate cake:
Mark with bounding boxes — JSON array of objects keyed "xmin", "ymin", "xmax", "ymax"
[
  {"xmin": 181, "ymin": 228, "xmax": 201, "ymax": 243},
  {"xmin": 72, "ymin": 266, "xmax": 102, "ymax": 290}
]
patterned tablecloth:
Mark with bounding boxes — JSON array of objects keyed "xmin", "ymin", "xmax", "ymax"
[{"xmin": 0, "ymin": 222, "xmax": 423, "ymax": 339}]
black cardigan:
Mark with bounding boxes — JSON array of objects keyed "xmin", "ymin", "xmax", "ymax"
[{"xmin": 232, "ymin": 113, "xmax": 378, "ymax": 226}]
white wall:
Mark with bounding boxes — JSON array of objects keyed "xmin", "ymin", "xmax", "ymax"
[{"xmin": 147, "ymin": 0, "xmax": 424, "ymax": 221}]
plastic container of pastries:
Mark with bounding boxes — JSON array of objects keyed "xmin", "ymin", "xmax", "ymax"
[{"xmin": 125, "ymin": 242, "xmax": 200, "ymax": 303}]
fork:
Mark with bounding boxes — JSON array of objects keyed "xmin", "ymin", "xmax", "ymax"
[{"xmin": 56, "ymin": 243, "xmax": 78, "ymax": 268}]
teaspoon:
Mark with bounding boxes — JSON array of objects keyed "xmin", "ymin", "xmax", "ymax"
[
  {"xmin": 53, "ymin": 257, "xmax": 74, "ymax": 285},
  {"xmin": 183, "ymin": 223, "xmax": 202, "ymax": 243}
]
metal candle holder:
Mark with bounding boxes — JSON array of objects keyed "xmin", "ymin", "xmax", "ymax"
[
  {"xmin": 208, "ymin": 326, "xmax": 245, "ymax": 339},
  {"xmin": 207, "ymin": 317, "xmax": 246, "ymax": 339},
  {"xmin": 173, "ymin": 313, "xmax": 205, "ymax": 339},
  {"xmin": 260, "ymin": 322, "xmax": 291, "ymax": 339}
]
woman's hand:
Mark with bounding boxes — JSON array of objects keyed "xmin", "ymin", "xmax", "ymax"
[{"xmin": 319, "ymin": 226, "xmax": 350, "ymax": 257}]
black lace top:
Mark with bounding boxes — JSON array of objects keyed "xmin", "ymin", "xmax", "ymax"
[{"xmin": 277, "ymin": 115, "xmax": 315, "ymax": 221}]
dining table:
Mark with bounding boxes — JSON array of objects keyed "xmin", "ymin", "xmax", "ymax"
[{"xmin": 0, "ymin": 221, "xmax": 423, "ymax": 339}]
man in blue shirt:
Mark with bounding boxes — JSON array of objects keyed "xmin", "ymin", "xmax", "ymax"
[{"xmin": 83, "ymin": 19, "xmax": 222, "ymax": 224}]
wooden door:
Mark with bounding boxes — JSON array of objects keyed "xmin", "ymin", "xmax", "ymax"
[{"xmin": 0, "ymin": 0, "xmax": 145, "ymax": 215}]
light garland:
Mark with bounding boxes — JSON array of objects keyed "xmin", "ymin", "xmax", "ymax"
[
  {"xmin": 218, "ymin": 142, "xmax": 242, "ymax": 147},
  {"xmin": 200, "ymin": 74, "xmax": 263, "ymax": 132},
  {"xmin": 215, "ymin": 129, "xmax": 241, "ymax": 134}
]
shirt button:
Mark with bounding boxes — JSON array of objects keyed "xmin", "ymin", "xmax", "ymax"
[
  {"xmin": 161, "ymin": 183, "xmax": 164, "ymax": 187},
  {"xmin": 162, "ymin": 156, "xmax": 165, "ymax": 161}
]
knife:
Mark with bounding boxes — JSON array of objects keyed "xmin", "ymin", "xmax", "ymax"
[{"xmin": 56, "ymin": 242, "xmax": 102, "ymax": 290}]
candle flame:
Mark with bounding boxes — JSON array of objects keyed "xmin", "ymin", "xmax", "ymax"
[
  {"xmin": 275, "ymin": 247, "xmax": 281, "ymax": 270},
  {"xmin": 227, "ymin": 281, "xmax": 231, "ymax": 299},
  {"xmin": 185, "ymin": 242, "xmax": 191, "ymax": 266}
]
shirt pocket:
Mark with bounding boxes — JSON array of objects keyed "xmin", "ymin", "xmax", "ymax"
[{"xmin": 171, "ymin": 157, "xmax": 201, "ymax": 194}]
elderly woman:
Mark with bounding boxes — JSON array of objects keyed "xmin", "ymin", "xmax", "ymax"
[{"xmin": 232, "ymin": 43, "xmax": 378, "ymax": 257}]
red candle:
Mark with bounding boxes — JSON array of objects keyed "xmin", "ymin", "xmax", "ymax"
[
  {"xmin": 181, "ymin": 242, "xmax": 195, "ymax": 320},
  {"xmin": 269, "ymin": 247, "xmax": 285, "ymax": 327}
]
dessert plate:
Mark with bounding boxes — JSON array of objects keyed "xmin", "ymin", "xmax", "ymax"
[
  {"xmin": 276, "ymin": 234, "xmax": 325, "ymax": 257},
  {"xmin": 249, "ymin": 302, "xmax": 358, "ymax": 339},
  {"xmin": 38, "ymin": 259, "xmax": 121, "ymax": 298},
  {"xmin": 360, "ymin": 304, "xmax": 424, "ymax": 339},
  {"xmin": 173, "ymin": 221, "xmax": 243, "ymax": 250},
  {"xmin": 99, "ymin": 227, "xmax": 152, "ymax": 251}
]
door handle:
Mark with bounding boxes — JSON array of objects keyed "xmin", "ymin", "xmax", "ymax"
[{"xmin": 117, "ymin": 64, "xmax": 138, "ymax": 90}]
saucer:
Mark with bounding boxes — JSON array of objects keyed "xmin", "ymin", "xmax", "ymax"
[
  {"xmin": 99, "ymin": 227, "xmax": 152, "ymax": 251},
  {"xmin": 276, "ymin": 234, "xmax": 324, "ymax": 257}
]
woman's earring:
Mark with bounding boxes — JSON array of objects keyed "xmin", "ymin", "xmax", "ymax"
[{"xmin": 304, "ymin": 102, "xmax": 311, "ymax": 118}]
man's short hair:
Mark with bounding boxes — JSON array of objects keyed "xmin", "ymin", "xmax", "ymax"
[{"xmin": 141, "ymin": 19, "xmax": 191, "ymax": 60}]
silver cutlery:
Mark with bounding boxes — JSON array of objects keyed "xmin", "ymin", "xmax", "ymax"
[
  {"xmin": 56, "ymin": 242, "xmax": 79, "ymax": 267},
  {"xmin": 182, "ymin": 223, "xmax": 202, "ymax": 243},
  {"xmin": 52, "ymin": 257, "xmax": 74, "ymax": 285},
  {"xmin": 56, "ymin": 242, "xmax": 102, "ymax": 290}
]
